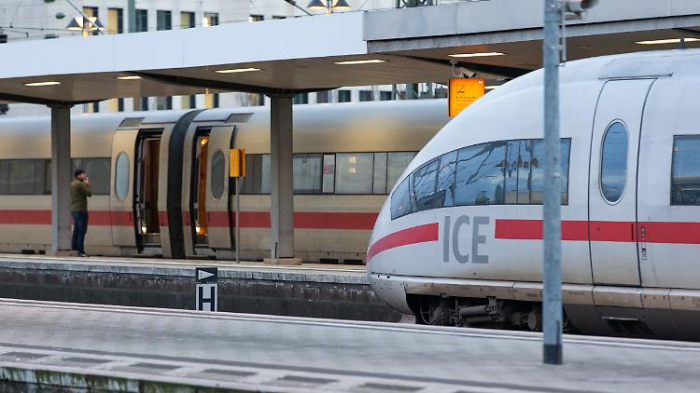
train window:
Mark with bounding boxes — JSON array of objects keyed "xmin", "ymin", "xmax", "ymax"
[
  {"xmin": 336, "ymin": 153, "xmax": 373, "ymax": 194},
  {"xmin": 600, "ymin": 122, "xmax": 628, "ymax": 203},
  {"xmin": 387, "ymin": 152, "xmax": 416, "ymax": 192},
  {"xmin": 293, "ymin": 154, "xmax": 323, "ymax": 194},
  {"xmin": 322, "ymin": 154, "xmax": 335, "ymax": 194},
  {"xmin": 390, "ymin": 177, "xmax": 413, "ymax": 219},
  {"xmin": 72, "ymin": 158, "xmax": 111, "ymax": 195},
  {"xmin": 435, "ymin": 151, "xmax": 457, "ymax": 208},
  {"xmin": 0, "ymin": 161, "xmax": 8, "ymax": 195},
  {"xmin": 454, "ymin": 142, "xmax": 507, "ymax": 206},
  {"xmin": 504, "ymin": 141, "xmax": 519, "ymax": 204},
  {"xmin": 412, "ymin": 159, "xmax": 439, "ymax": 211},
  {"xmin": 560, "ymin": 139, "xmax": 571, "ymax": 205},
  {"xmin": 241, "ymin": 154, "xmax": 270, "ymax": 195},
  {"xmin": 671, "ymin": 136, "xmax": 700, "ymax": 205},
  {"xmin": 210, "ymin": 150, "xmax": 226, "ymax": 200},
  {"xmin": 517, "ymin": 140, "xmax": 544, "ymax": 204},
  {"xmin": 373, "ymin": 153, "xmax": 388, "ymax": 194},
  {"xmin": 6, "ymin": 160, "xmax": 48, "ymax": 195},
  {"xmin": 115, "ymin": 152, "xmax": 129, "ymax": 200}
]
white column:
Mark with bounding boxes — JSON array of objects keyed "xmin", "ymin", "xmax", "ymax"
[
  {"xmin": 268, "ymin": 95, "xmax": 297, "ymax": 262},
  {"xmin": 50, "ymin": 105, "xmax": 73, "ymax": 254}
]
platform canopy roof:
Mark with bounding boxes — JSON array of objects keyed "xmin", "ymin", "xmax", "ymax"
[{"xmin": 0, "ymin": 0, "xmax": 699, "ymax": 105}]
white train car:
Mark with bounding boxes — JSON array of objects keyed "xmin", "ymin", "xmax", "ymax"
[
  {"xmin": 0, "ymin": 100, "xmax": 449, "ymax": 262},
  {"xmin": 368, "ymin": 49, "xmax": 700, "ymax": 339}
]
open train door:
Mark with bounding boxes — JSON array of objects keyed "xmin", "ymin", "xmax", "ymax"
[
  {"xmin": 205, "ymin": 125, "xmax": 236, "ymax": 254},
  {"xmin": 588, "ymin": 78, "xmax": 654, "ymax": 286},
  {"xmin": 110, "ymin": 129, "xmax": 139, "ymax": 249}
]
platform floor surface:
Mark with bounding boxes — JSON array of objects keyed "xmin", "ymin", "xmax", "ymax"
[
  {"xmin": 0, "ymin": 299, "xmax": 698, "ymax": 392},
  {"xmin": 0, "ymin": 253, "xmax": 365, "ymax": 276}
]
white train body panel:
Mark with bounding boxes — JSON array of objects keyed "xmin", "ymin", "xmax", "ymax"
[
  {"xmin": 368, "ymin": 50, "xmax": 700, "ymax": 338},
  {"xmin": 0, "ymin": 101, "xmax": 448, "ymax": 262}
]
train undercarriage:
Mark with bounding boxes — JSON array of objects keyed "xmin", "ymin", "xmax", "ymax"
[{"xmin": 407, "ymin": 294, "xmax": 573, "ymax": 332}]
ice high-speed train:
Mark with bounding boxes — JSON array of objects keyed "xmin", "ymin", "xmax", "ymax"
[
  {"xmin": 0, "ymin": 100, "xmax": 448, "ymax": 261},
  {"xmin": 368, "ymin": 49, "xmax": 700, "ymax": 340}
]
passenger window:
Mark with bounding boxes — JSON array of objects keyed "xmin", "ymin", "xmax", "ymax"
[
  {"xmin": 671, "ymin": 136, "xmax": 700, "ymax": 205},
  {"xmin": 322, "ymin": 154, "xmax": 335, "ymax": 194},
  {"xmin": 412, "ymin": 159, "xmax": 439, "ymax": 211},
  {"xmin": 115, "ymin": 152, "xmax": 129, "ymax": 200},
  {"xmin": 373, "ymin": 153, "xmax": 388, "ymax": 194},
  {"xmin": 0, "ymin": 161, "xmax": 8, "ymax": 195},
  {"xmin": 600, "ymin": 122, "xmax": 628, "ymax": 203},
  {"xmin": 210, "ymin": 150, "xmax": 226, "ymax": 200},
  {"xmin": 73, "ymin": 158, "xmax": 111, "ymax": 196},
  {"xmin": 6, "ymin": 160, "xmax": 48, "ymax": 195},
  {"xmin": 387, "ymin": 152, "xmax": 416, "ymax": 191},
  {"xmin": 517, "ymin": 140, "xmax": 544, "ymax": 204},
  {"xmin": 335, "ymin": 153, "xmax": 373, "ymax": 194},
  {"xmin": 293, "ymin": 153, "xmax": 322, "ymax": 194},
  {"xmin": 390, "ymin": 177, "xmax": 413, "ymax": 219},
  {"xmin": 435, "ymin": 151, "xmax": 457, "ymax": 208},
  {"xmin": 454, "ymin": 142, "xmax": 507, "ymax": 206}
]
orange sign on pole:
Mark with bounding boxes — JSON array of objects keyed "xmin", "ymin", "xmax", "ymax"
[
  {"xmin": 449, "ymin": 78, "xmax": 485, "ymax": 117},
  {"xmin": 230, "ymin": 149, "xmax": 246, "ymax": 178}
]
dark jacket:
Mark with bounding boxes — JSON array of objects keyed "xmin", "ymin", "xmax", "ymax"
[{"xmin": 70, "ymin": 179, "xmax": 92, "ymax": 212}]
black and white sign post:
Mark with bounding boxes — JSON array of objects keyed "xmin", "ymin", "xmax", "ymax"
[{"xmin": 195, "ymin": 267, "xmax": 218, "ymax": 312}]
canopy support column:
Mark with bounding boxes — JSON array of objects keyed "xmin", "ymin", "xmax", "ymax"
[
  {"xmin": 265, "ymin": 95, "xmax": 301, "ymax": 265},
  {"xmin": 49, "ymin": 105, "xmax": 73, "ymax": 255}
]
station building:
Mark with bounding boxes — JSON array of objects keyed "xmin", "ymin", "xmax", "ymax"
[{"xmin": 0, "ymin": 0, "xmax": 447, "ymax": 117}]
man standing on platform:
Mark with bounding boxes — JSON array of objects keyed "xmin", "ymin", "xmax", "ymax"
[{"xmin": 70, "ymin": 169, "xmax": 92, "ymax": 257}]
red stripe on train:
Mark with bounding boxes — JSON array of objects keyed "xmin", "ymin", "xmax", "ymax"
[
  {"xmin": 495, "ymin": 219, "xmax": 700, "ymax": 244},
  {"xmin": 367, "ymin": 223, "xmax": 439, "ymax": 261}
]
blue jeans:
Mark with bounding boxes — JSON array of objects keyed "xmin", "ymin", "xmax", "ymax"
[{"xmin": 71, "ymin": 211, "xmax": 89, "ymax": 255}]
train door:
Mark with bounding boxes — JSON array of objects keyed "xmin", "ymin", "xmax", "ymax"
[
  {"xmin": 134, "ymin": 131, "xmax": 163, "ymax": 253},
  {"xmin": 190, "ymin": 128, "xmax": 213, "ymax": 253},
  {"xmin": 110, "ymin": 129, "xmax": 139, "ymax": 248},
  {"xmin": 588, "ymin": 79, "xmax": 654, "ymax": 286},
  {"xmin": 204, "ymin": 126, "xmax": 236, "ymax": 252}
]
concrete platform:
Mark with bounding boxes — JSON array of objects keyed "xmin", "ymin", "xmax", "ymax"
[
  {"xmin": 0, "ymin": 254, "xmax": 400, "ymax": 323},
  {"xmin": 1, "ymin": 299, "xmax": 699, "ymax": 392}
]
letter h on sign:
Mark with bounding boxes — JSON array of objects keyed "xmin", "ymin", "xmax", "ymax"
[{"xmin": 195, "ymin": 267, "xmax": 218, "ymax": 312}]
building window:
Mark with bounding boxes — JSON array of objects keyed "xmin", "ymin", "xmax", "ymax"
[
  {"xmin": 338, "ymin": 90, "xmax": 351, "ymax": 103},
  {"xmin": 118, "ymin": 98, "xmax": 125, "ymax": 112},
  {"xmin": 83, "ymin": 7, "xmax": 99, "ymax": 36},
  {"xmin": 84, "ymin": 102, "xmax": 99, "ymax": 114},
  {"xmin": 181, "ymin": 12, "xmax": 195, "ymax": 29},
  {"xmin": 294, "ymin": 93, "xmax": 308, "ymax": 105},
  {"xmin": 360, "ymin": 91, "xmax": 374, "ymax": 102},
  {"xmin": 600, "ymin": 122, "xmax": 628, "ymax": 203},
  {"xmin": 156, "ymin": 96, "xmax": 172, "ymax": 110},
  {"xmin": 380, "ymin": 91, "xmax": 393, "ymax": 101},
  {"xmin": 272, "ymin": 16, "xmax": 286, "ymax": 20},
  {"xmin": 157, "ymin": 11, "xmax": 172, "ymax": 31},
  {"xmin": 108, "ymin": 8, "xmax": 123, "ymax": 34},
  {"xmin": 316, "ymin": 91, "xmax": 330, "ymax": 104},
  {"xmin": 136, "ymin": 97, "xmax": 150, "ymax": 111},
  {"xmin": 203, "ymin": 13, "xmax": 219, "ymax": 27},
  {"xmin": 181, "ymin": 95, "xmax": 197, "ymax": 109},
  {"xmin": 249, "ymin": 15, "xmax": 264, "ymax": 22},
  {"xmin": 135, "ymin": 9, "xmax": 148, "ymax": 32},
  {"xmin": 205, "ymin": 93, "xmax": 219, "ymax": 108}
]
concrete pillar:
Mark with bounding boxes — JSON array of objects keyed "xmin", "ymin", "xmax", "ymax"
[
  {"xmin": 50, "ymin": 105, "xmax": 73, "ymax": 255},
  {"xmin": 265, "ymin": 95, "xmax": 301, "ymax": 265}
]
